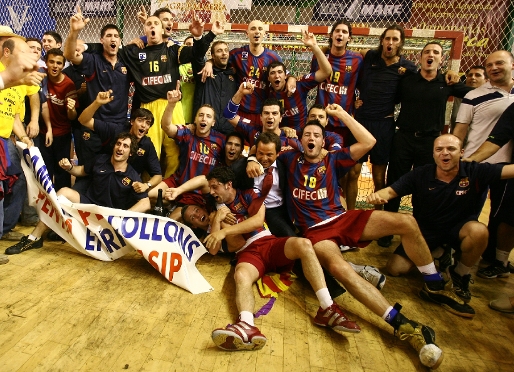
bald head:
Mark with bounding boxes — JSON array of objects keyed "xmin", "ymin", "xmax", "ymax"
[
  {"xmin": 1, "ymin": 37, "xmax": 30, "ymax": 66},
  {"xmin": 485, "ymin": 50, "xmax": 514, "ymax": 86},
  {"xmin": 434, "ymin": 134, "xmax": 462, "ymax": 151}
]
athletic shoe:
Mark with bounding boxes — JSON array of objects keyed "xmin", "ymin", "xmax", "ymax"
[
  {"xmin": 392, "ymin": 311, "xmax": 444, "ymax": 369},
  {"xmin": 377, "ymin": 235, "xmax": 393, "ymax": 248},
  {"xmin": 1, "ymin": 231, "xmax": 25, "ymax": 241},
  {"xmin": 489, "ymin": 296, "xmax": 514, "ymax": 313},
  {"xmin": 436, "ymin": 245, "xmax": 454, "ymax": 274},
  {"xmin": 419, "ymin": 280, "xmax": 475, "ymax": 318},
  {"xmin": 211, "ymin": 321, "xmax": 267, "ymax": 351},
  {"xmin": 47, "ymin": 230, "xmax": 65, "ymax": 242},
  {"xmin": 349, "ymin": 262, "xmax": 386, "ymax": 290},
  {"xmin": 447, "ymin": 265, "xmax": 472, "ymax": 303},
  {"xmin": 5, "ymin": 236, "xmax": 44, "ymax": 255},
  {"xmin": 339, "ymin": 245, "xmax": 358, "ymax": 252},
  {"xmin": 477, "ymin": 260, "xmax": 510, "ymax": 279},
  {"xmin": 313, "ymin": 303, "xmax": 361, "ymax": 333}
]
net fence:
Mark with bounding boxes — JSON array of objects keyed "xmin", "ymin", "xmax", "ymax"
[{"xmin": 4, "ymin": 0, "xmax": 513, "ymax": 210}]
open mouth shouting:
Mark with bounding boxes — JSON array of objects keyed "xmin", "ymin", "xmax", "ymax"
[
  {"xmin": 387, "ymin": 46, "xmax": 392, "ymax": 52},
  {"xmin": 307, "ymin": 143, "xmax": 315, "ymax": 150},
  {"xmin": 427, "ymin": 58, "xmax": 434, "ymax": 65}
]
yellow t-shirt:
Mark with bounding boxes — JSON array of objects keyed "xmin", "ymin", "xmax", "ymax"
[{"xmin": 0, "ymin": 61, "xmax": 40, "ymax": 138}]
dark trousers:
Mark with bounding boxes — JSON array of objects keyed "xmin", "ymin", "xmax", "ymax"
[
  {"xmin": 38, "ymin": 133, "xmax": 72, "ymax": 191},
  {"xmin": 384, "ymin": 130, "xmax": 437, "ymax": 213}
]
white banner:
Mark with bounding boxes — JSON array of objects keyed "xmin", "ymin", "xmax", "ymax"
[
  {"xmin": 150, "ymin": 0, "xmax": 251, "ymax": 23},
  {"xmin": 19, "ymin": 143, "xmax": 213, "ymax": 294}
]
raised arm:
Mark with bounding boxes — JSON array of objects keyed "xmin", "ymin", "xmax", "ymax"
[
  {"xmin": 223, "ymin": 82, "xmax": 255, "ymax": 126},
  {"xmin": 78, "ymin": 90, "xmax": 114, "ymax": 130},
  {"xmin": 301, "ymin": 30, "xmax": 332, "ymax": 82},
  {"xmin": 64, "ymin": 6, "xmax": 89, "ymax": 64},
  {"xmin": 161, "ymin": 81, "xmax": 182, "ymax": 138}
]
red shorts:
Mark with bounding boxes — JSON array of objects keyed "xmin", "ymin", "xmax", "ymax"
[
  {"xmin": 236, "ymin": 235, "xmax": 294, "ymax": 278},
  {"xmin": 162, "ymin": 177, "xmax": 206, "ymax": 206},
  {"xmin": 304, "ymin": 210, "xmax": 373, "ymax": 247}
]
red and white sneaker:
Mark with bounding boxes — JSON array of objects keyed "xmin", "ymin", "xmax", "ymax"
[
  {"xmin": 313, "ymin": 303, "xmax": 361, "ymax": 333},
  {"xmin": 212, "ymin": 321, "xmax": 267, "ymax": 351}
]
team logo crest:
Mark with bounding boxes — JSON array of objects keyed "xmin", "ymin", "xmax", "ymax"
[
  {"xmin": 317, "ymin": 166, "xmax": 326, "ymax": 175},
  {"xmin": 137, "ymin": 148, "xmax": 145, "ymax": 156},
  {"xmin": 398, "ymin": 67, "xmax": 406, "ymax": 75},
  {"xmin": 161, "ymin": 55, "xmax": 167, "ymax": 62},
  {"xmin": 82, "ymin": 132, "xmax": 90, "ymax": 140},
  {"xmin": 345, "ymin": 65, "xmax": 352, "ymax": 73},
  {"xmin": 234, "ymin": 202, "xmax": 244, "ymax": 213},
  {"xmin": 121, "ymin": 67, "xmax": 127, "ymax": 74},
  {"xmin": 139, "ymin": 53, "xmax": 146, "ymax": 61},
  {"xmin": 459, "ymin": 177, "xmax": 469, "ymax": 187},
  {"xmin": 122, "ymin": 177, "xmax": 131, "ymax": 186},
  {"xmin": 228, "ymin": 75, "xmax": 234, "ymax": 81},
  {"xmin": 211, "ymin": 143, "xmax": 219, "ymax": 153},
  {"xmin": 242, "ymin": 51, "xmax": 248, "ymax": 59}
]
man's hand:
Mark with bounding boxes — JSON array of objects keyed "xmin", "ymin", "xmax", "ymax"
[
  {"xmin": 132, "ymin": 181, "xmax": 149, "ymax": 193},
  {"xmin": 246, "ymin": 160, "xmax": 264, "ymax": 178},
  {"xmin": 326, "ymin": 103, "xmax": 345, "ymax": 117},
  {"xmin": 59, "ymin": 158, "xmax": 72, "ymax": 170},
  {"xmin": 137, "ymin": 5, "xmax": 148, "ymax": 23},
  {"xmin": 198, "ymin": 60, "xmax": 214, "ymax": 82},
  {"xmin": 446, "ymin": 70, "xmax": 460, "ymax": 85},
  {"xmin": 20, "ymin": 71, "xmax": 45, "ymax": 87},
  {"xmin": 188, "ymin": 14, "xmax": 205, "ymax": 38},
  {"xmin": 95, "ymin": 90, "xmax": 114, "ymax": 105},
  {"xmin": 166, "ymin": 81, "xmax": 182, "ymax": 105},
  {"xmin": 164, "ymin": 187, "xmax": 182, "ymax": 201},
  {"xmin": 301, "ymin": 29, "xmax": 317, "ymax": 49},
  {"xmin": 286, "ymin": 76, "xmax": 297, "ymax": 97},
  {"xmin": 282, "ymin": 127, "xmax": 298, "ymax": 138},
  {"xmin": 70, "ymin": 6, "xmax": 89, "ymax": 32},
  {"xmin": 45, "ymin": 130, "xmax": 53, "ymax": 147},
  {"xmin": 26, "ymin": 120, "xmax": 39, "ymax": 138},
  {"xmin": 238, "ymin": 81, "xmax": 254, "ymax": 96},
  {"xmin": 203, "ymin": 230, "xmax": 227, "ymax": 250},
  {"xmin": 211, "ymin": 20, "xmax": 225, "ymax": 36},
  {"xmin": 128, "ymin": 37, "xmax": 145, "ymax": 49},
  {"xmin": 366, "ymin": 192, "xmax": 388, "ymax": 205},
  {"xmin": 354, "ymin": 99, "xmax": 363, "ymax": 109},
  {"xmin": 67, "ymin": 97, "xmax": 76, "ymax": 111}
]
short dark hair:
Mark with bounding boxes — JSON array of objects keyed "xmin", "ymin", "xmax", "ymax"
[
  {"xmin": 43, "ymin": 31, "xmax": 62, "ymax": 45},
  {"xmin": 422, "ymin": 41, "xmax": 443, "ymax": 54},
  {"xmin": 2, "ymin": 39, "xmax": 15, "ymax": 53},
  {"xmin": 328, "ymin": 19, "xmax": 352, "ymax": 49},
  {"xmin": 100, "ymin": 24, "xmax": 120, "ymax": 38},
  {"xmin": 45, "ymin": 48, "xmax": 65, "ymax": 63},
  {"xmin": 26, "ymin": 37, "xmax": 43, "ymax": 48},
  {"xmin": 466, "ymin": 65, "xmax": 487, "ymax": 78},
  {"xmin": 307, "ymin": 103, "xmax": 326, "ymax": 116},
  {"xmin": 130, "ymin": 108, "xmax": 154, "ymax": 127},
  {"xmin": 377, "ymin": 24, "xmax": 405, "ymax": 57},
  {"xmin": 183, "ymin": 35, "xmax": 194, "ymax": 44},
  {"xmin": 301, "ymin": 120, "xmax": 326, "ymax": 139},
  {"xmin": 268, "ymin": 61, "xmax": 286, "ymax": 73},
  {"xmin": 114, "ymin": 132, "xmax": 139, "ymax": 159},
  {"xmin": 261, "ymin": 98, "xmax": 284, "ymax": 116},
  {"xmin": 197, "ymin": 103, "xmax": 216, "ymax": 115},
  {"xmin": 225, "ymin": 131, "xmax": 245, "ymax": 146},
  {"xmin": 206, "ymin": 166, "xmax": 235, "ymax": 184},
  {"xmin": 255, "ymin": 132, "xmax": 281, "ymax": 154},
  {"xmin": 153, "ymin": 7, "xmax": 172, "ymax": 17}
]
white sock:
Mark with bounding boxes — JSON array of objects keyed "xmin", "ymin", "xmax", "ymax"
[
  {"xmin": 316, "ymin": 288, "xmax": 333, "ymax": 309},
  {"xmin": 496, "ymin": 249, "xmax": 510, "ymax": 266},
  {"xmin": 28, "ymin": 235, "xmax": 39, "ymax": 241},
  {"xmin": 417, "ymin": 262, "xmax": 438, "ymax": 275},
  {"xmin": 239, "ymin": 311, "xmax": 254, "ymax": 326},
  {"xmin": 454, "ymin": 261, "xmax": 471, "ymax": 276},
  {"xmin": 382, "ymin": 306, "xmax": 394, "ymax": 321}
]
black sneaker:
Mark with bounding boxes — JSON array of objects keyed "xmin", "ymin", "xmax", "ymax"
[
  {"xmin": 477, "ymin": 260, "xmax": 510, "ymax": 279},
  {"xmin": 419, "ymin": 280, "xmax": 475, "ymax": 318},
  {"xmin": 448, "ymin": 265, "xmax": 472, "ymax": 303},
  {"xmin": 392, "ymin": 307, "xmax": 444, "ymax": 369},
  {"xmin": 47, "ymin": 230, "xmax": 65, "ymax": 242},
  {"xmin": 436, "ymin": 245, "xmax": 454, "ymax": 274},
  {"xmin": 5, "ymin": 236, "xmax": 44, "ymax": 255},
  {"xmin": 377, "ymin": 235, "xmax": 393, "ymax": 248}
]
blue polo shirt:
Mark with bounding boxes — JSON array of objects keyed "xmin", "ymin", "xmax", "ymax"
[
  {"xmin": 391, "ymin": 161, "xmax": 503, "ymax": 233},
  {"xmin": 76, "ymin": 52, "xmax": 130, "ymax": 124},
  {"xmin": 84, "ymin": 154, "xmax": 148, "ymax": 210},
  {"xmin": 93, "ymin": 120, "xmax": 161, "ymax": 176}
]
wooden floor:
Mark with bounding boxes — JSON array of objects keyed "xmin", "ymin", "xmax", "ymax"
[{"xmin": 1, "ymin": 208, "xmax": 513, "ymax": 371}]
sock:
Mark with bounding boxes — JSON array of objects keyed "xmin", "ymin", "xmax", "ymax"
[
  {"xmin": 496, "ymin": 249, "xmax": 510, "ymax": 266},
  {"xmin": 454, "ymin": 261, "xmax": 471, "ymax": 276},
  {"xmin": 28, "ymin": 235, "xmax": 39, "ymax": 241},
  {"xmin": 382, "ymin": 306, "xmax": 398, "ymax": 325},
  {"xmin": 417, "ymin": 262, "xmax": 442, "ymax": 282},
  {"xmin": 316, "ymin": 288, "xmax": 333, "ymax": 309},
  {"xmin": 239, "ymin": 311, "xmax": 254, "ymax": 326}
]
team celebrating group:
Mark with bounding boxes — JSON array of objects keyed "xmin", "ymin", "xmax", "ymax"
[{"xmin": 2, "ymin": 5, "xmax": 514, "ymax": 369}]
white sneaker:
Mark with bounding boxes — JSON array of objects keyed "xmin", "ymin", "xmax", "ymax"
[
  {"xmin": 349, "ymin": 262, "xmax": 386, "ymax": 290},
  {"xmin": 340, "ymin": 245, "xmax": 358, "ymax": 252}
]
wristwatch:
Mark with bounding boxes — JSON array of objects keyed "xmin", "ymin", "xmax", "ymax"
[{"xmin": 146, "ymin": 182, "xmax": 152, "ymax": 189}]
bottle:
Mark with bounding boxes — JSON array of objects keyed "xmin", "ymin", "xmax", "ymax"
[{"xmin": 153, "ymin": 189, "xmax": 165, "ymax": 216}]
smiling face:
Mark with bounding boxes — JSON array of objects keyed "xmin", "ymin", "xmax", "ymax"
[
  {"xmin": 256, "ymin": 141, "xmax": 278, "ymax": 169},
  {"xmin": 145, "ymin": 16, "xmax": 164, "ymax": 45},
  {"xmin": 381, "ymin": 29, "xmax": 402, "ymax": 60},
  {"xmin": 307, "ymin": 107, "xmax": 328, "ymax": 127},
  {"xmin": 194, "ymin": 106, "xmax": 215, "ymax": 137},
  {"xmin": 420, "ymin": 43, "xmax": 443, "ymax": 73},
  {"xmin": 100, "ymin": 28, "xmax": 120, "ymax": 57},
  {"xmin": 330, "ymin": 23, "xmax": 350, "ymax": 53},
  {"xmin": 224, "ymin": 135, "xmax": 243, "ymax": 165},
  {"xmin": 260, "ymin": 104, "xmax": 282, "ymax": 132},
  {"xmin": 46, "ymin": 53, "xmax": 64, "ymax": 78},
  {"xmin": 433, "ymin": 135, "xmax": 462, "ymax": 173},
  {"xmin": 268, "ymin": 64, "xmax": 287, "ymax": 92},
  {"xmin": 212, "ymin": 42, "xmax": 229, "ymax": 68},
  {"xmin": 485, "ymin": 51, "xmax": 514, "ymax": 87},
  {"xmin": 301, "ymin": 124, "xmax": 325, "ymax": 161},
  {"xmin": 42, "ymin": 34, "xmax": 60, "ymax": 52},
  {"xmin": 246, "ymin": 20, "xmax": 266, "ymax": 47},
  {"xmin": 130, "ymin": 116, "xmax": 152, "ymax": 140},
  {"xmin": 183, "ymin": 205, "xmax": 210, "ymax": 230},
  {"xmin": 112, "ymin": 137, "xmax": 133, "ymax": 163}
]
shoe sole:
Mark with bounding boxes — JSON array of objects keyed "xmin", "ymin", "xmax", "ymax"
[
  {"xmin": 419, "ymin": 290, "xmax": 475, "ymax": 319},
  {"xmin": 477, "ymin": 272, "xmax": 510, "ymax": 279},
  {"xmin": 428, "ymin": 349, "xmax": 444, "ymax": 370},
  {"xmin": 211, "ymin": 330, "xmax": 266, "ymax": 351},
  {"xmin": 488, "ymin": 304, "xmax": 514, "ymax": 313}
]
